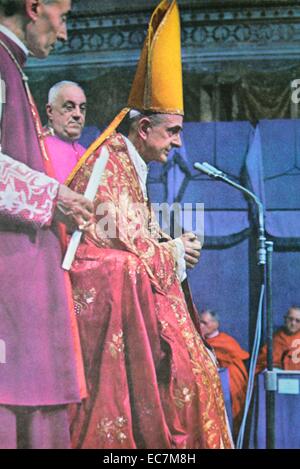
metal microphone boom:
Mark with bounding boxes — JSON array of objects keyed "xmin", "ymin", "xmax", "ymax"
[{"xmin": 194, "ymin": 160, "xmax": 275, "ymax": 448}]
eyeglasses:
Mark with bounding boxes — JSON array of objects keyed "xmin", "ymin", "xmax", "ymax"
[{"xmin": 285, "ymin": 316, "xmax": 300, "ymax": 323}]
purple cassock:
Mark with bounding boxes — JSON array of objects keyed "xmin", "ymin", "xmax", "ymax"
[
  {"xmin": 0, "ymin": 32, "xmax": 81, "ymax": 446},
  {"xmin": 45, "ymin": 135, "xmax": 86, "ymax": 183}
]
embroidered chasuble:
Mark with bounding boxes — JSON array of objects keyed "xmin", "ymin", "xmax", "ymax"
[{"xmin": 68, "ymin": 133, "xmax": 233, "ymax": 449}]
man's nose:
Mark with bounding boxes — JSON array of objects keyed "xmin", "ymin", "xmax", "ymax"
[
  {"xmin": 72, "ymin": 106, "xmax": 83, "ymax": 120},
  {"xmin": 57, "ymin": 23, "xmax": 68, "ymax": 42},
  {"xmin": 172, "ymin": 133, "xmax": 182, "ymax": 148}
]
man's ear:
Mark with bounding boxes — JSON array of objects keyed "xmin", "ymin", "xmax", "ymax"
[
  {"xmin": 137, "ymin": 117, "xmax": 151, "ymax": 141},
  {"xmin": 24, "ymin": 0, "xmax": 40, "ymax": 21},
  {"xmin": 46, "ymin": 103, "xmax": 53, "ymax": 121}
]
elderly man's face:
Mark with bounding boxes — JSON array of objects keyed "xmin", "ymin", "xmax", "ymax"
[
  {"xmin": 200, "ymin": 312, "xmax": 219, "ymax": 338},
  {"xmin": 46, "ymin": 84, "xmax": 86, "ymax": 141},
  {"xmin": 26, "ymin": 0, "xmax": 71, "ymax": 58},
  {"xmin": 284, "ymin": 308, "xmax": 300, "ymax": 335},
  {"xmin": 142, "ymin": 114, "xmax": 183, "ymax": 164}
]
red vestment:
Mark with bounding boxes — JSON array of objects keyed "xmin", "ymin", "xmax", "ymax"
[
  {"xmin": 68, "ymin": 133, "xmax": 233, "ymax": 449},
  {"xmin": 256, "ymin": 328, "xmax": 300, "ymax": 373},
  {"xmin": 205, "ymin": 332, "xmax": 249, "ymax": 438}
]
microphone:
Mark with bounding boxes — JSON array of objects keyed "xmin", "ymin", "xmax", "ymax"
[
  {"xmin": 193, "ymin": 161, "xmax": 266, "ymax": 265},
  {"xmin": 194, "ymin": 162, "xmax": 224, "ymax": 178}
]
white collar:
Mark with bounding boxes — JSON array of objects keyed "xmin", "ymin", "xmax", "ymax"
[
  {"xmin": 124, "ymin": 136, "xmax": 148, "ymax": 200},
  {"xmin": 0, "ymin": 25, "xmax": 29, "ymax": 56},
  {"xmin": 206, "ymin": 330, "xmax": 220, "ymax": 339}
]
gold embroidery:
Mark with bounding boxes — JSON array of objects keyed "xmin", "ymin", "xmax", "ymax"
[
  {"xmin": 159, "ymin": 320, "xmax": 169, "ymax": 332},
  {"xmin": 174, "ymin": 384, "xmax": 195, "ymax": 409},
  {"xmin": 109, "ymin": 331, "xmax": 124, "ymax": 359},
  {"xmin": 96, "ymin": 416, "xmax": 128, "ymax": 444},
  {"xmin": 126, "ymin": 255, "xmax": 144, "ymax": 283},
  {"xmin": 73, "ymin": 287, "xmax": 97, "ymax": 315}
]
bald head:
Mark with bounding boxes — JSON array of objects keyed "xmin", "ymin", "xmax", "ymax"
[
  {"xmin": 46, "ymin": 81, "xmax": 86, "ymax": 142},
  {"xmin": 200, "ymin": 310, "xmax": 220, "ymax": 339},
  {"xmin": 48, "ymin": 80, "xmax": 84, "ymax": 105},
  {"xmin": 284, "ymin": 306, "xmax": 300, "ymax": 335}
]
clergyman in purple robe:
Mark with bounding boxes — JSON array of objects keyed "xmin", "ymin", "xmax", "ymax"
[{"xmin": 0, "ymin": 0, "xmax": 94, "ymax": 449}]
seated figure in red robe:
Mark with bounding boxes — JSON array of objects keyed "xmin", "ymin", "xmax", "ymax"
[
  {"xmin": 200, "ymin": 310, "xmax": 249, "ymax": 440},
  {"xmin": 68, "ymin": 124, "xmax": 233, "ymax": 449},
  {"xmin": 256, "ymin": 306, "xmax": 300, "ymax": 373},
  {"xmin": 65, "ymin": 0, "xmax": 233, "ymax": 449}
]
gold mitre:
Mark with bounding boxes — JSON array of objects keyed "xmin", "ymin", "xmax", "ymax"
[
  {"xmin": 65, "ymin": 0, "xmax": 183, "ymax": 185},
  {"xmin": 128, "ymin": 0, "xmax": 183, "ymax": 115}
]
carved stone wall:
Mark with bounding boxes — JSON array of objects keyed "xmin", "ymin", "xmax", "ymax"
[{"xmin": 26, "ymin": 1, "xmax": 300, "ymax": 124}]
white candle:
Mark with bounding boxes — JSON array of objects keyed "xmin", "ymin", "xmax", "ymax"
[{"xmin": 62, "ymin": 146, "xmax": 110, "ymax": 270}]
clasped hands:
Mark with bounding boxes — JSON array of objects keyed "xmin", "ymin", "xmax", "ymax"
[
  {"xmin": 180, "ymin": 231, "xmax": 202, "ymax": 269},
  {"xmin": 54, "ymin": 184, "xmax": 94, "ymax": 232}
]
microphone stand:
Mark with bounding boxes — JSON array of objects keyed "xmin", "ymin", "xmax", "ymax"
[{"xmin": 194, "ymin": 162, "xmax": 275, "ymax": 448}]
